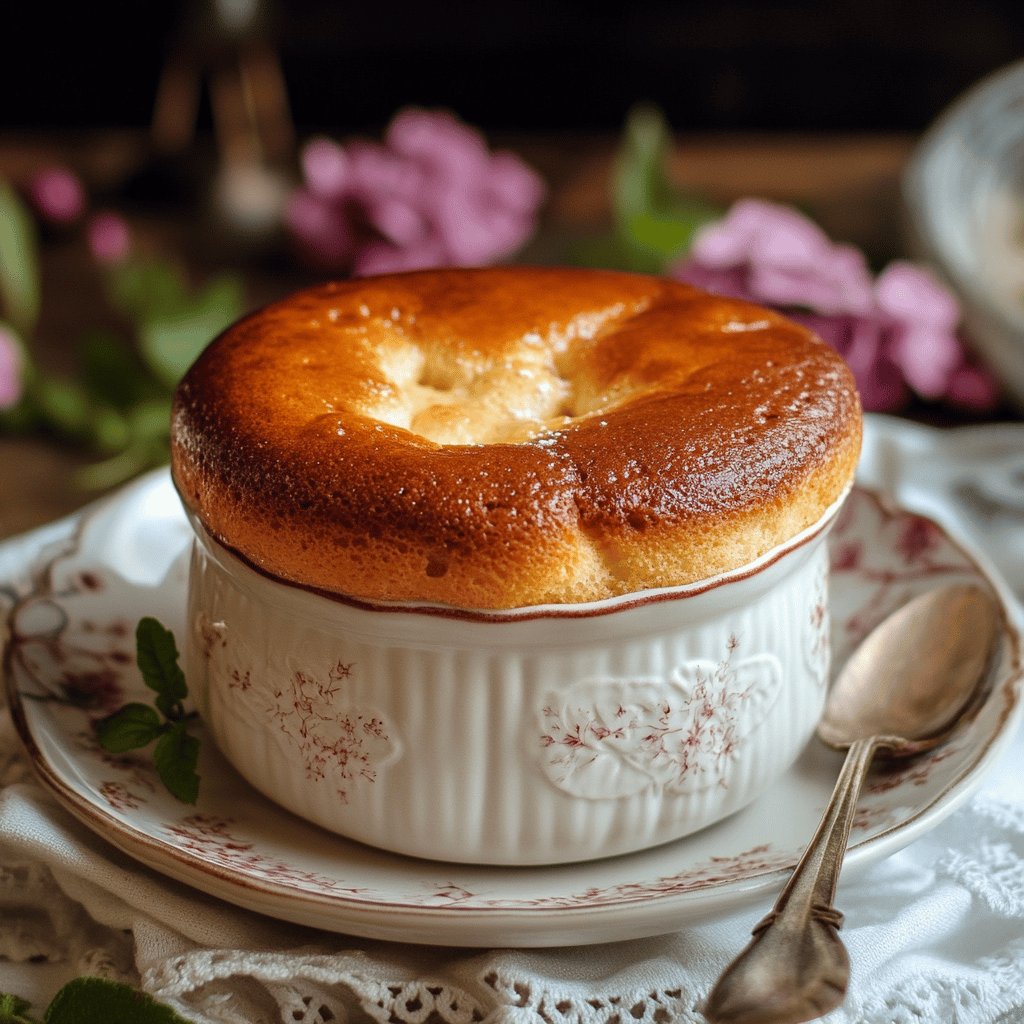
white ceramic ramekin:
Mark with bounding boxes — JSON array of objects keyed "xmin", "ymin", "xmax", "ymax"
[{"xmin": 183, "ymin": 497, "xmax": 844, "ymax": 866}]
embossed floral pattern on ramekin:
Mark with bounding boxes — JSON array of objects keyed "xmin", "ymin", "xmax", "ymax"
[
  {"xmin": 539, "ymin": 645, "xmax": 782, "ymax": 799},
  {"xmin": 265, "ymin": 665, "xmax": 394, "ymax": 800},
  {"xmin": 198, "ymin": 613, "xmax": 400, "ymax": 803}
]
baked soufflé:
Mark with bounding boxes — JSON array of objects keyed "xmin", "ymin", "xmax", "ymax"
[{"xmin": 171, "ymin": 267, "xmax": 862, "ymax": 609}]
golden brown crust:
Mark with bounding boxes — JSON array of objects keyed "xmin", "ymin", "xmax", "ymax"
[{"xmin": 170, "ymin": 267, "xmax": 862, "ymax": 608}]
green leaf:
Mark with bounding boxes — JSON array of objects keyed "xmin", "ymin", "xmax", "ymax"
[
  {"xmin": 613, "ymin": 103, "xmax": 674, "ymax": 227},
  {"xmin": 96, "ymin": 702, "xmax": 164, "ymax": 752},
  {"xmin": 73, "ymin": 398, "xmax": 172, "ymax": 490},
  {"xmin": 0, "ymin": 181, "xmax": 41, "ymax": 337},
  {"xmin": 105, "ymin": 256, "xmax": 244, "ymax": 389},
  {"xmin": 138, "ymin": 274, "xmax": 245, "ymax": 389},
  {"xmin": 74, "ymin": 440, "xmax": 152, "ymax": 492},
  {"xmin": 561, "ymin": 230, "xmax": 634, "ymax": 271},
  {"xmin": 93, "ymin": 618, "xmax": 201, "ymax": 802},
  {"xmin": 624, "ymin": 209, "xmax": 705, "ymax": 260},
  {"xmin": 80, "ymin": 329, "xmax": 151, "ymax": 410},
  {"xmin": 153, "ymin": 720, "xmax": 200, "ymax": 804},
  {"xmin": 0, "ymin": 991, "xmax": 41, "ymax": 1024},
  {"xmin": 135, "ymin": 616, "xmax": 187, "ymax": 715},
  {"xmin": 32, "ymin": 375, "xmax": 94, "ymax": 437},
  {"xmin": 607, "ymin": 104, "xmax": 721, "ymax": 273},
  {"xmin": 106, "ymin": 260, "xmax": 188, "ymax": 321},
  {"xmin": 126, "ymin": 398, "xmax": 172, "ymax": 441},
  {"xmin": 44, "ymin": 977, "xmax": 191, "ymax": 1024},
  {"xmin": 88, "ymin": 405, "xmax": 131, "ymax": 454}
]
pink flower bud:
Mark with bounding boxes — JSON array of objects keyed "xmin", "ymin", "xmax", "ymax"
[
  {"xmin": 301, "ymin": 137, "xmax": 350, "ymax": 199},
  {"xmin": 888, "ymin": 324, "xmax": 963, "ymax": 400},
  {"xmin": 366, "ymin": 196, "xmax": 429, "ymax": 247},
  {"xmin": 946, "ymin": 362, "xmax": 1000, "ymax": 410},
  {"xmin": 87, "ymin": 212, "xmax": 132, "ymax": 265},
  {"xmin": 875, "ymin": 261, "xmax": 959, "ymax": 328},
  {"xmin": 673, "ymin": 262, "xmax": 748, "ymax": 300},
  {"xmin": 0, "ymin": 325, "xmax": 24, "ymax": 410},
  {"xmin": 486, "ymin": 151, "xmax": 547, "ymax": 212},
  {"xmin": 28, "ymin": 166, "xmax": 86, "ymax": 225}
]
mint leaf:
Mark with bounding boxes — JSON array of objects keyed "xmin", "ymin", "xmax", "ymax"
[
  {"xmin": 90, "ymin": 617, "xmax": 201, "ymax": 803},
  {"xmin": 44, "ymin": 977, "xmax": 191, "ymax": 1024},
  {"xmin": 153, "ymin": 721, "xmax": 200, "ymax": 805},
  {"xmin": 0, "ymin": 991, "xmax": 41, "ymax": 1024},
  {"xmin": 135, "ymin": 616, "xmax": 187, "ymax": 716},
  {"xmin": 0, "ymin": 181, "xmax": 41, "ymax": 337},
  {"xmin": 96, "ymin": 703, "xmax": 164, "ymax": 752}
]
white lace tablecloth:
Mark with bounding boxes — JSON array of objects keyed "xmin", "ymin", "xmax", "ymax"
[{"xmin": 2, "ymin": 413, "xmax": 1023, "ymax": 1024}]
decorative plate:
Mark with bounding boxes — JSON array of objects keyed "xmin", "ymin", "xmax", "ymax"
[{"xmin": 4, "ymin": 471, "xmax": 1021, "ymax": 947}]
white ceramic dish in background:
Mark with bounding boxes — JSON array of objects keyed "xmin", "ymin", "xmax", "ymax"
[
  {"xmin": 184, "ymin": 487, "xmax": 843, "ymax": 866},
  {"xmin": 5, "ymin": 471, "xmax": 1020, "ymax": 946},
  {"xmin": 904, "ymin": 58, "xmax": 1024, "ymax": 409}
]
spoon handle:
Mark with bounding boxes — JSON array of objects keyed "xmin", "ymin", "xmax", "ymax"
[{"xmin": 703, "ymin": 737, "xmax": 878, "ymax": 1024}]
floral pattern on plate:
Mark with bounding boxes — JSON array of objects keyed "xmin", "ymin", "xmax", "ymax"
[{"xmin": 3, "ymin": 471, "xmax": 1021, "ymax": 947}]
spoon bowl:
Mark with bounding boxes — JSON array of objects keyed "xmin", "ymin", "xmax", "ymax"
[
  {"xmin": 704, "ymin": 583, "xmax": 1000, "ymax": 1024},
  {"xmin": 818, "ymin": 583, "xmax": 1000, "ymax": 754}
]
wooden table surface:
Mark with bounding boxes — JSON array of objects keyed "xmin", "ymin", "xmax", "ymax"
[{"xmin": 0, "ymin": 130, "xmax": 930, "ymax": 541}]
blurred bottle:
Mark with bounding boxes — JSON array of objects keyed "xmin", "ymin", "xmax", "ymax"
[{"xmin": 146, "ymin": 0, "xmax": 296, "ymax": 249}]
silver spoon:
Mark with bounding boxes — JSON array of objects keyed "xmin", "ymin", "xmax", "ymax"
[{"xmin": 703, "ymin": 583, "xmax": 1000, "ymax": 1024}]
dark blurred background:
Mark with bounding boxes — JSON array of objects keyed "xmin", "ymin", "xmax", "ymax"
[{"xmin": 4, "ymin": 0, "xmax": 1024, "ymax": 135}]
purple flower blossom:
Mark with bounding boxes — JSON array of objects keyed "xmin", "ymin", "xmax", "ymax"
[
  {"xmin": 286, "ymin": 108, "xmax": 546, "ymax": 275},
  {"xmin": 28, "ymin": 166, "xmax": 86, "ymax": 225},
  {"xmin": 87, "ymin": 211, "xmax": 132, "ymax": 265},
  {"xmin": 0, "ymin": 325, "xmax": 24, "ymax": 410},
  {"xmin": 672, "ymin": 198, "xmax": 998, "ymax": 412},
  {"xmin": 688, "ymin": 199, "xmax": 875, "ymax": 315}
]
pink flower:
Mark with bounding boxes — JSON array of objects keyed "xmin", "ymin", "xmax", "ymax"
[
  {"xmin": 0, "ymin": 325, "xmax": 24, "ymax": 410},
  {"xmin": 87, "ymin": 211, "xmax": 132, "ymax": 264},
  {"xmin": 28, "ymin": 166, "xmax": 86, "ymax": 225},
  {"xmin": 286, "ymin": 108, "xmax": 546, "ymax": 275},
  {"xmin": 688, "ymin": 198, "xmax": 875, "ymax": 315},
  {"xmin": 946, "ymin": 363, "xmax": 1000, "ymax": 410},
  {"xmin": 874, "ymin": 261, "xmax": 960, "ymax": 400},
  {"xmin": 672, "ymin": 199, "xmax": 998, "ymax": 412},
  {"xmin": 301, "ymin": 137, "xmax": 350, "ymax": 199},
  {"xmin": 284, "ymin": 188, "xmax": 355, "ymax": 268}
]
